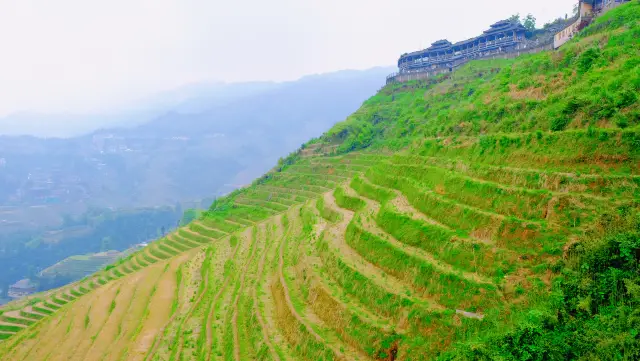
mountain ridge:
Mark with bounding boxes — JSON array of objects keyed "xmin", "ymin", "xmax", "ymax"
[{"xmin": 0, "ymin": 3, "xmax": 638, "ymax": 360}]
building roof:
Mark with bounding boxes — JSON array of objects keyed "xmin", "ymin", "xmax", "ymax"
[
  {"xmin": 428, "ymin": 39, "xmax": 453, "ymax": 51},
  {"xmin": 399, "ymin": 19, "xmax": 527, "ymax": 60},
  {"xmin": 483, "ymin": 20, "xmax": 526, "ymax": 36}
]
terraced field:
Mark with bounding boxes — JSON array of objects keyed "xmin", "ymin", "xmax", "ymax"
[
  {"xmin": 0, "ymin": 4, "xmax": 639, "ymax": 360},
  {"xmin": 39, "ymin": 251, "xmax": 131, "ymax": 281},
  {"xmin": 0, "ymin": 139, "xmax": 636, "ymax": 360}
]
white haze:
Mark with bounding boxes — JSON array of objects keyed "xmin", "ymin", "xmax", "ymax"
[{"xmin": 0, "ymin": 0, "xmax": 576, "ymax": 125}]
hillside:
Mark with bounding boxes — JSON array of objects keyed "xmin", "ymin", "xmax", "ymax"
[
  {"xmin": 39, "ymin": 249, "xmax": 137, "ymax": 282},
  {"xmin": 0, "ymin": 67, "xmax": 390, "ymax": 302},
  {"xmin": 0, "ymin": 3, "xmax": 639, "ymax": 360}
]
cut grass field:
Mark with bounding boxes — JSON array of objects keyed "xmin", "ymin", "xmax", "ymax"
[{"xmin": 0, "ymin": 3, "xmax": 638, "ymax": 360}]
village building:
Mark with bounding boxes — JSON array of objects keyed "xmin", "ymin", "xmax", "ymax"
[
  {"xmin": 389, "ymin": 0, "xmax": 630, "ymax": 84},
  {"xmin": 387, "ymin": 19, "xmax": 544, "ymax": 83},
  {"xmin": 554, "ymin": 0, "xmax": 629, "ymax": 49},
  {"xmin": 8, "ymin": 279, "xmax": 36, "ymax": 299},
  {"xmin": 397, "ymin": 20, "xmax": 527, "ymax": 74}
]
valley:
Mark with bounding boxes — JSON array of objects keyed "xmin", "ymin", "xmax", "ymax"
[
  {"xmin": 0, "ymin": 2, "xmax": 638, "ymax": 360},
  {"xmin": 0, "ymin": 68, "xmax": 390, "ymax": 302}
]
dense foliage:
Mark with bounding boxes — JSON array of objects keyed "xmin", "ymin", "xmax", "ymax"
[{"xmin": 441, "ymin": 209, "xmax": 640, "ymax": 360}]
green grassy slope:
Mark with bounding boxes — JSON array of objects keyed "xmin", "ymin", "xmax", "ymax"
[
  {"xmin": 0, "ymin": 3, "xmax": 638, "ymax": 360},
  {"xmin": 39, "ymin": 251, "xmax": 129, "ymax": 280}
]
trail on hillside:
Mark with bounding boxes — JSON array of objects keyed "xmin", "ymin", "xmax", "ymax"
[
  {"xmin": 322, "ymin": 191, "xmax": 443, "ymax": 311},
  {"xmin": 276, "ymin": 207, "xmax": 361, "ymax": 361},
  {"xmin": 204, "ymin": 234, "xmax": 242, "ymax": 361},
  {"xmin": 170, "ymin": 250, "xmax": 211, "ymax": 359},
  {"xmin": 304, "ymin": 201, "xmax": 397, "ymax": 333},
  {"xmin": 251, "ymin": 223, "xmax": 282, "ymax": 361},
  {"xmin": 349, "ymin": 183, "xmax": 497, "ymax": 287},
  {"xmin": 191, "ymin": 220, "xmax": 230, "ymax": 235},
  {"xmin": 231, "ymin": 227, "xmax": 260, "ymax": 361}
]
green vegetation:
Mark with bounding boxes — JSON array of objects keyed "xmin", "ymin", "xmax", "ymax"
[
  {"xmin": 441, "ymin": 217, "xmax": 640, "ymax": 360},
  {"xmin": 0, "ymin": 3, "xmax": 638, "ymax": 361},
  {"xmin": 326, "ymin": 4, "xmax": 640, "ymax": 156}
]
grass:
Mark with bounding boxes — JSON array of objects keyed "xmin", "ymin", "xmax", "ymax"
[{"xmin": 1, "ymin": 3, "xmax": 638, "ymax": 359}]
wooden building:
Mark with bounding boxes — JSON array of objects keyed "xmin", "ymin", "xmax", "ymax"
[
  {"xmin": 388, "ymin": 1, "xmax": 630, "ymax": 83},
  {"xmin": 388, "ymin": 20, "xmax": 528, "ymax": 83},
  {"xmin": 554, "ymin": 0, "xmax": 630, "ymax": 49}
]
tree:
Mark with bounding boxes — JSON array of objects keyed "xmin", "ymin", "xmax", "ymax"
[
  {"xmin": 508, "ymin": 13, "xmax": 521, "ymax": 24},
  {"xmin": 523, "ymin": 13, "xmax": 537, "ymax": 32}
]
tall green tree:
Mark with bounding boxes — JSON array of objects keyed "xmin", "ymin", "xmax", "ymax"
[{"xmin": 523, "ymin": 13, "xmax": 537, "ymax": 32}]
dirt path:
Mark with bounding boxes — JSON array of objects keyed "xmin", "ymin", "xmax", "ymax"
[
  {"xmin": 0, "ymin": 321, "xmax": 26, "ymax": 330},
  {"xmin": 260, "ymin": 185, "xmax": 322, "ymax": 198},
  {"xmin": 103, "ymin": 262, "xmax": 168, "ymax": 361},
  {"xmin": 352, "ymin": 188, "xmax": 496, "ymax": 286},
  {"xmin": 224, "ymin": 219, "xmax": 246, "ymax": 228},
  {"xmin": 170, "ymin": 251, "xmax": 210, "ymax": 359},
  {"xmin": 204, "ymin": 235, "xmax": 242, "ymax": 361},
  {"xmin": 130, "ymin": 252, "xmax": 191, "ymax": 361},
  {"xmin": 236, "ymin": 198, "xmax": 291, "ymax": 210},
  {"xmin": 360, "ymin": 174, "xmax": 503, "ymax": 245},
  {"xmin": 322, "ymin": 192, "xmax": 441, "ymax": 310},
  {"xmin": 80, "ymin": 272, "xmax": 143, "ymax": 361},
  {"xmin": 169, "ymin": 232, "xmax": 201, "ymax": 248},
  {"xmin": 141, "ymin": 250, "xmax": 203, "ymax": 361},
  {"xmin": 252, "ymin": 223, "xmax": 282, "ymax": 361},
  {"xmin": 305, "ymin": 203, "xmax": 396, "ymax": 333},
  {"xmin": 276, "ymin": 213, "xmax": 349, "ymax": 361},
  {"xmin": 1, "ymin": 310, "xmax": 36, "ymax": 324},
  {"xmin": 191, "ymin": 221, "xmax": 230, "ymax": 235},
  {"xmin": 231, "ymin": 227, "xmax": 260, "ymax": 361}
]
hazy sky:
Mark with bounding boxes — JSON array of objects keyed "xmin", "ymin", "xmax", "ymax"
[{"xmin": 0, "ymin": 0, "xmax": 576, "ymax": 116}]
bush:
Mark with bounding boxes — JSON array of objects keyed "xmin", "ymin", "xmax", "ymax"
[
  {"xmin": 577, "ymin": 47, "xmax": 603, "ymax": 74},
  {"xmin": 440, "ymin": 223, "xmax": 640, "ymax": 360}
]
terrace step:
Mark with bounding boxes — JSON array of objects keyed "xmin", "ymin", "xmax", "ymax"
[
  {"xmin": 191, "ymin": 220, "xmax": 231, "ymax": 235},
  {"xmin": 322, "ymin": 192, "xmax": 445, "ymax": 311},
  {"xmin": 275, "ymin": 216, "xmax": 364, "ymax": 361}
]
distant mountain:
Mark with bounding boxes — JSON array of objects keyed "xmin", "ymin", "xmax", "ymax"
[
  {"xmin": 0, "ymin": 66, "xmax": 392, "ymax": 297},
  {"xmin": 0, "ymin": 67, "xmax": 393, "ymax": 213},
  {"xmin": 0, "ymin": 81, "xmax": 280, "ymax": 138}
]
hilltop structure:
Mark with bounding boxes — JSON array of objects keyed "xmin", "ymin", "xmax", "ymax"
[
  {"xmin": 554, "ymin": 0, "xmax": 630, "ymax": 48},
  {"xmin": 386, "ymin": 19, "xmax": 548, "ymax": 83},
  {"xmin": 388, "ymin": 0, "xmax": 630, "ymax": 84}
]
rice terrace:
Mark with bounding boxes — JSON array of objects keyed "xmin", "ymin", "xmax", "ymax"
[{"xmin": 1, "ymin": 2, "xmax": 640, "ymax": 360}]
